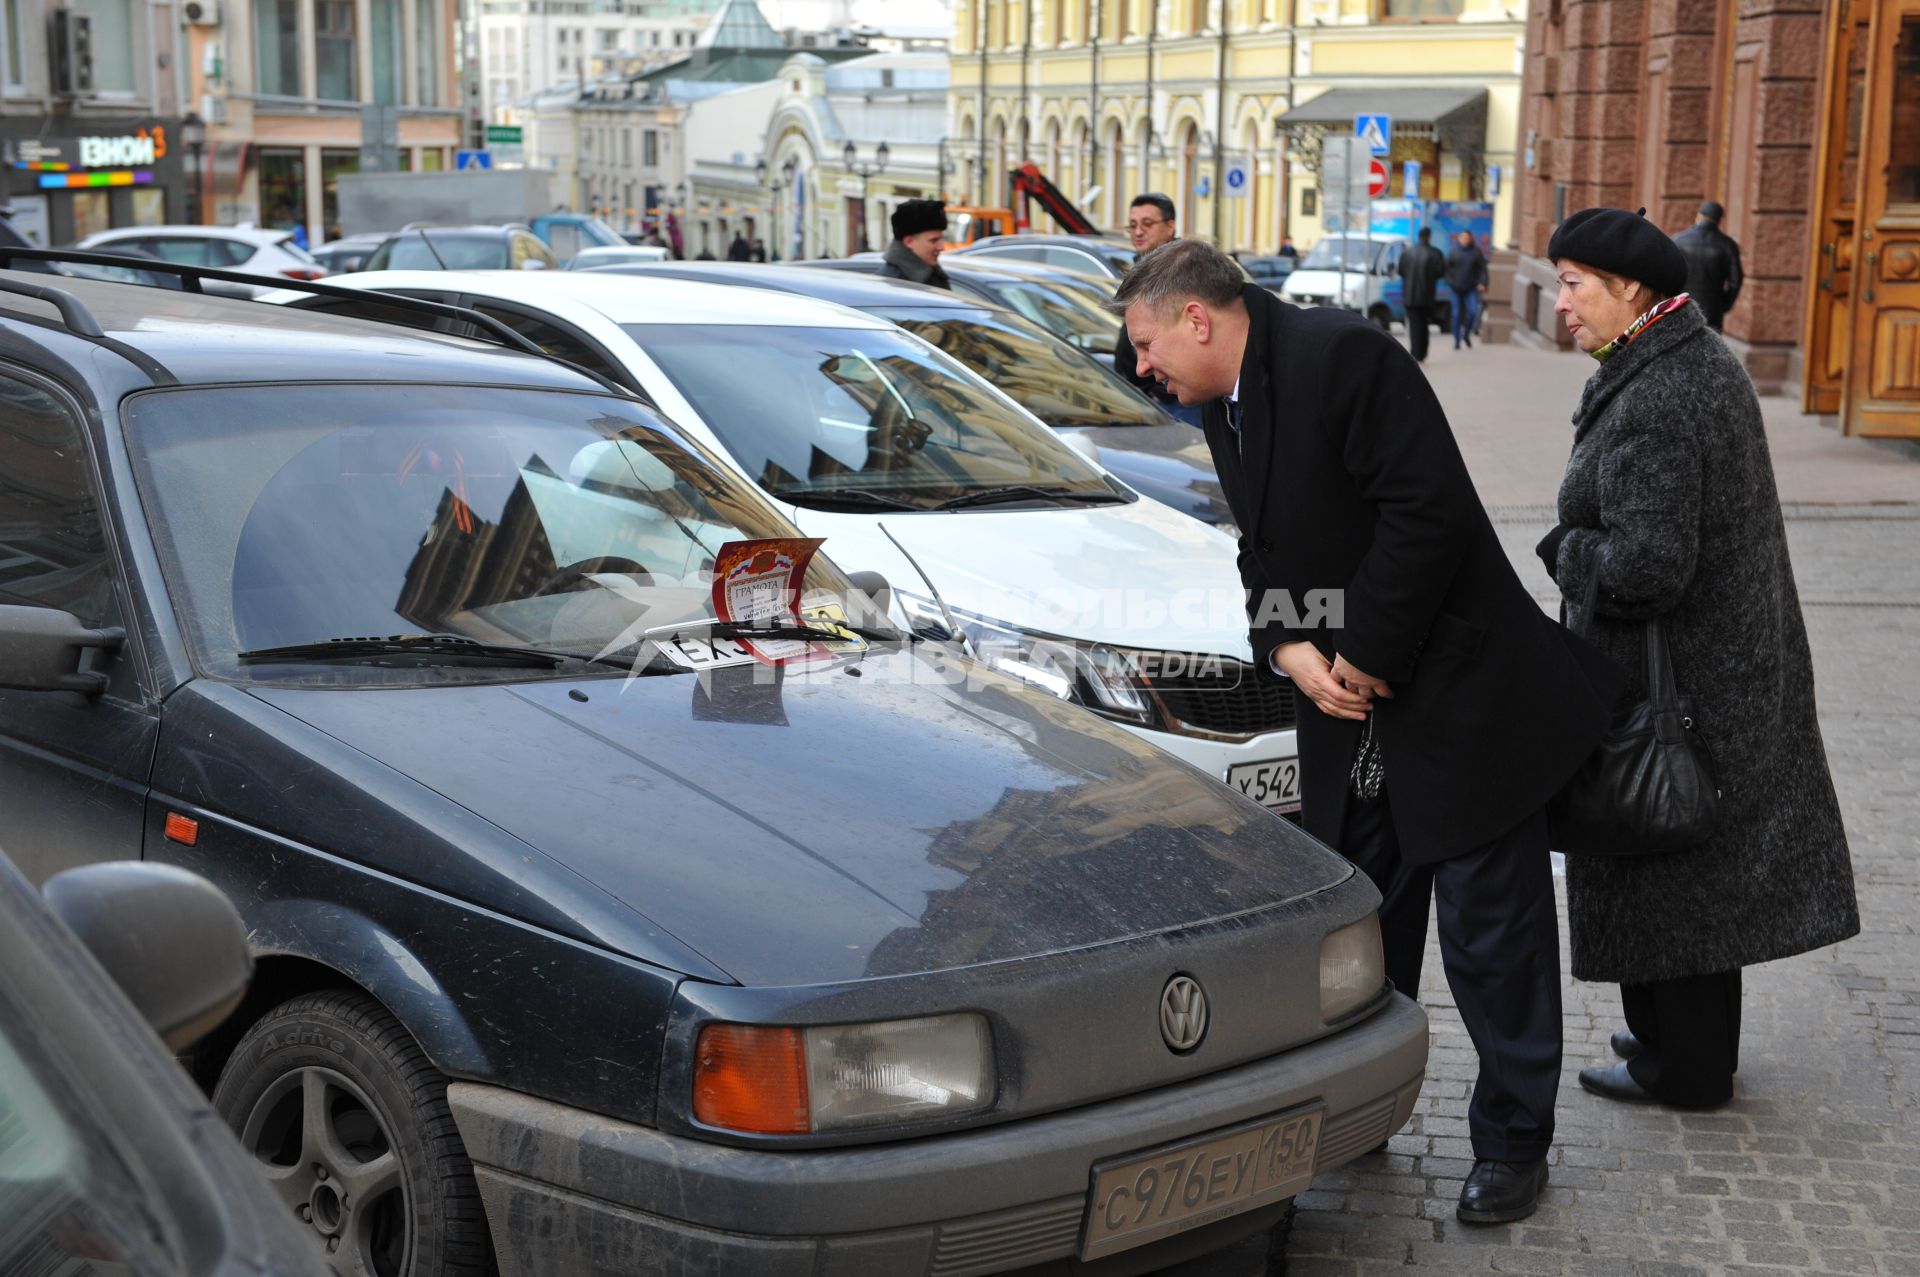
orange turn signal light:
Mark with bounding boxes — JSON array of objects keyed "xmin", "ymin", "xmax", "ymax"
[
  {"xmin": 163, "ymin": 812, "xmax": 199, "ymax": 846},
  {"xmin": 692, "ymin": 1024, "xmax": 810, "ymax": 1134}
]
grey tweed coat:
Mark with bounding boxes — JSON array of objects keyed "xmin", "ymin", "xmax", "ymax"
[{"xmin": 1549, "ymin": 302, "xmax": 1859, "ymax": 985}]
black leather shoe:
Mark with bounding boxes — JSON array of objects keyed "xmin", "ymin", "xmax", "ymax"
[
  {"xmin": 1610, "ymin": 1029, "xmax": 1644, "ymax": 1060},
  {"xmin": 1456, "ymin": 1158, "xmax": 1548, "ymax": 1224},
  {"xmin": 1579, "ymin": 1061, "xmax": 1656, "ymax": 1103}
]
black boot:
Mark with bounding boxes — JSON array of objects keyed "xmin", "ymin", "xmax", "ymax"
[{"xmin": 1456, "ymin": 1158, "xmax": 1548, "ymax": 1224}]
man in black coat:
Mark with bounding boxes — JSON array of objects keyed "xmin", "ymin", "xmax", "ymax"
[
  {"xmin": 1673, "ymin": 200, "xmax": 1744, "ymax": 330},
  {"xmin": 1111, "ymin": 193, "xmax": 1203, "ymax": 425},
  {"xmin": 1444, "ymin": 230, "xmax": 1489, "ymax": 349},
  {"xmin": 1111, "ymin": 240, "xmax": 1622, "ymax": 1226},
  {"xmin": 1397, "ymin": 226, "xmax": 1446, "ymax": 363}
]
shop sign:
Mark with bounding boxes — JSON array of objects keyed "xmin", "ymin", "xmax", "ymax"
[{"xmin": 78, "ymin": 127, "xmax": 168, "ymax": 169}]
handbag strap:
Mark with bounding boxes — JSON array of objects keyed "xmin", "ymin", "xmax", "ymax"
[{"xmin": 1576, "ymin": 539, "xmax": 1683, "ymax": 710}]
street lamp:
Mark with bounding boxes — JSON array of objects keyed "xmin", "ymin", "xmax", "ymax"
[
  {"xmin": 842, "ymin": 139, "xmax": 888, "ymax": 253},
  {"xmin": 179, "ymin": 111, "xmax": 207, "ymax": 226}
]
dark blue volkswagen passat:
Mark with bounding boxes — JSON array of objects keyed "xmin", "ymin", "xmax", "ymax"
[{"xmin": 0, "ymin": 268, "xmax": 1425, "ymax": 1277}]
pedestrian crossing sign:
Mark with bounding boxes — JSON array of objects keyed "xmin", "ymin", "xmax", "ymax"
[
  {"xmin": 455, "ymin": 149, "xmax": 492, "ymax": 171},
  {"xmin": 1355, "ymin": 113, "xmax": 1392, "ymax": 157}
]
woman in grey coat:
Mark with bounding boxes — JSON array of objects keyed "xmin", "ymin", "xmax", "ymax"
[{"xmin": 1535, "ymin": 208, "xmax": 1859, "ymax": 1109}]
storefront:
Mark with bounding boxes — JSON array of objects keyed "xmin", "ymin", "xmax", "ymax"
[{"xmin": 1, "ymin": 117, "xmax": 192, "ymax": 246}]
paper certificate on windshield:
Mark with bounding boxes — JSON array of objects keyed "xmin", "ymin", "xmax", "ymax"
[{"xmin": 711, "ymin": 537, "xmax": 828, "ymax": 665}]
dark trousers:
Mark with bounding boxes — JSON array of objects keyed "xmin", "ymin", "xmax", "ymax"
[
  {"xmin": 1449, "ymin": 287, "xmax": 1481, "ymax": 346},
  {"xmin": 1621, "ymin": 970, "xmax": 1741, "ymax": 1108},
  {"xmin": 1341, "ymin": 789, "xmax": 1562, "ymax": 1162},
  {"xmin": 1405, "ymin": 305, "xmax": 1434, "ymax": 362}
]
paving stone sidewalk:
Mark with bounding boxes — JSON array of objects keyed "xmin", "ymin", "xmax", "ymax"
[{"xmin": 1171, "ymin": 340, "xmax": 1920, "ymax": 1277}]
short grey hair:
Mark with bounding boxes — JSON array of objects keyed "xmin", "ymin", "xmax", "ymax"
[{"xmin": 1107, "ymin": 239, "xmax": 1246, "ymax": 318}]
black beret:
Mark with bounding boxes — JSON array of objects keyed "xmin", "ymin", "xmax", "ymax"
[
  {"xmin": 1547, "ymin": 207, "xmax": 1689, "ymax": 299},
  {"xmin": 890, "ymin": 198, "xmax": 948, "ymax": 240}
]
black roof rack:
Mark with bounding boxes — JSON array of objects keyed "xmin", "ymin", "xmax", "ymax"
[{"xmin": 0, "ymin": 247, "xmax": 632, "ymax": 397}]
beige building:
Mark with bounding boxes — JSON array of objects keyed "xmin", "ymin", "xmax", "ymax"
[{"xmin": 948, "ymin": 0, "xmax": 1524, "ymax": 253}]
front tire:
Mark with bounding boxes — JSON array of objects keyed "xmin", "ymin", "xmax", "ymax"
[{"xmin": 213, "ymin": 990, "xmax": 493, "ymax": 1277}]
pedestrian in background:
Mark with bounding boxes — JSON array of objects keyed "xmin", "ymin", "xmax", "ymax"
[
  {"xmin": 1673, "ymin": 200, "xmax": 1744, "ymax": 331},
  {"xmin": 749, "ymin": 237, "xmax": 769, "ymax": 263},
  {"xmin": 1445, "ymin": 230, "xmax": 1488, "ymax": 349},
  {"xmin": 875, "ymin": 199, "xmax": 952, "ymax": 289},
  {"xmin": 726, "ymin": 232, "xmax": 751, "ymax": 262},
  {"xmin": 1279, "ymin": 235, "xmax": 1299, "ymax": 260},
  {"xmin": 1113, "ymin": 193, "xmax": 1203, "ymax": 426},
  {"xmin": 1538, "ymin": 207, "xmax": 1859, "ymax": 1110},
  {"xmin": 1112, "ymin": 239, "xmax": 1622, "ymax": 1225},
  {"xmin": 1397, "ymin": 226, "xmax": 1446, "ymax": 364}
]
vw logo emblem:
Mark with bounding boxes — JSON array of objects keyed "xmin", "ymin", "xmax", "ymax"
[{"xmin": 1160, "ymin": 974, "xmax": 1209, "ymax": 1053}]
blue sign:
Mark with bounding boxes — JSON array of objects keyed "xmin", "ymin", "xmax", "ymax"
[
  {"xmin": 1355, "ymin": 113, "xmax": 1392, "ymax": 158},
  {"xmin": 1195, "ymin": 174, "xmax": 1211, "ymax": 198},
  {"xmin": 1224, "ymin": 163, "xmax": 1249, "ymax": 194},
  {"xmin": 455, "ymin": 149, "xmax": 492, "ymax": 171},
  {"xmin": 1402, "ymin": 160, "xmax": 1421, "ymax": 200}
]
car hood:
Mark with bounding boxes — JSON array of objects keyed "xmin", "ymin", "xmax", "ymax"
[
  {"xmin": 1060, "ymin": 424, "xmax": 1233, "ymax": 529},
  {"xmin": 250, "ymin": 646, "xmax": 1347, "ymax": 987},
  {"xmin": 787, "ymin": 501, "xmax": 1252, "ymax": 658}
]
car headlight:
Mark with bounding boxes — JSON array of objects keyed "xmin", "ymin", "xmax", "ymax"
[
  {"xmin": 693, "ymin": 1014, "xmax": 996, "ymax": 1135},
  {"xmin": 1319, "ymin": 915, "xmax": 1386, "ymax": 1023},
  {"xmin": 894, "ymin": 593, "xmax": 1156, "ymax": 725}
]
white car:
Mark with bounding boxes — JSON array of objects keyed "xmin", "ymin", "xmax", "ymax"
[
  {"xmin": 567, "ymin": 243, "xmax": 671, "ymax": 269},
  {"xmin": 1278, "ymin": 233, "xmax": 1407, "ymax": 328},
  {"xmin": 268, "ymin": 270, "xmax": 1304, "ymax": 813},
  {"xmin": 77, "ymin": 225, "xmax": 325, "ymax": 295}
]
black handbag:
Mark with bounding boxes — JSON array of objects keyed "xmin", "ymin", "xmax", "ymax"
[{"xmin": 1549, "ymin": 555, "xmax": 1722, "ymax": 856}]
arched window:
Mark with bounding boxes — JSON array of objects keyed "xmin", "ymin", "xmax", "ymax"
[
  {"xmin": 1046, "ymin": 119, "xmax": 1062, "ymax": 187},
  {"xmin": 992, "ymin": 119, "xmax": 1009, "ymax": 206},
  {"xmin": 1107, "ymin": 121, "xmax": 1127, "ymax": 226},
  {"xmin": 1241, "ymin": 120, "xmax": 1262, "ymax": 251}
]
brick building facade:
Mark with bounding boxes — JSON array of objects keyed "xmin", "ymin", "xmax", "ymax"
[{"xmin": 1507, "ymin": 0, "xmax": 1827, "ymax": 396}]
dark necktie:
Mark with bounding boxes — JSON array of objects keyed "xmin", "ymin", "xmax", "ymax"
[{"xmin": 1226, "ymin": 398, "xmax": 1243, "ymax": 436}]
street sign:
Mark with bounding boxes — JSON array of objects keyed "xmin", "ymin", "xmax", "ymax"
[
  {"xmin": 1402, "ymin": 159, "xmax": 1421, "ymax": 199},
  {"xmin": 1224, "ymin": 163, "xmax": 1250, "ymax": 198},
  {"xmin": 1367, "ymin": 159, "xmax": 1388, "ymax": 199},
  {"xmin": 485, "ymin": 125, "xmax": 522, "ymax": 145},
  {"xmin": 455, "ymin": 149, "xmax": 492, "ymax": 171},
  {"xmin": 1321, "ymin": 136, "xmax": 1373, "ymax": 232},
  {"xmin": 1195, "ymin": 174, "xmax": 1211, "ymax": 198},
  {"xmin": 1355, "ymin": 113, "xmax": 1392, "ymax": 157}
]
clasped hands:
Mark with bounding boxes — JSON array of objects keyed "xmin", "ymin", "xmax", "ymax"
[{"xmin": 1274, "ymin": 642, "xmax": 1391, "ymax": 722}]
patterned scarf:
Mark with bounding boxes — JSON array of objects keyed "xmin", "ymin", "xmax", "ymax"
[{"xmin": 1590, "ymin": 293, "xmax": 1691, "ymax": 363}]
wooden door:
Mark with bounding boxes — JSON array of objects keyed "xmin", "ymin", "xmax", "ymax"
[
  {"xmin": 1804, "ymin": 0, "xmax": 1872, "ymax": 416},
  {"xmin": 1842, "ymin": 0, "xmax": 1920, "ymax": 436}
]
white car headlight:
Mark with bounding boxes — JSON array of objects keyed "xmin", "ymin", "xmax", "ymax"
[
  {"xmin": 894, "ymin": 593, "xmax": 1154, "ymax": 724},
  {"xmin": 1319, "ymin": 915, "xmax": 1386, "ymax": 1023},
  {"xmin": 693, "ymin": 1014, "xmax": 996, "ymax": 1135}
]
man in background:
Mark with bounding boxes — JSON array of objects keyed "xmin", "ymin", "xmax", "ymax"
[
  {"xmin": 1113, "ymin": 193, "xmax": 1202, "ymax": 425},
  {"xmin": 875, "ymin": 199, "xmax": 952, "ymax": 290},
  {"xmin": 1674, "ymin": 200, "xmax": 1744, "ymax": 331},
  {"xmin": 1397, "ymin": 226, "xmax": 1446, "ymax": 364}
]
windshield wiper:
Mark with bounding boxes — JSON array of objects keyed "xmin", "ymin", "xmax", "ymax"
[
  {"xmin": 767, "ymin": 486, "xmax": 927, "ymax": 511},
  {"xmin": 932, "ymin": 485, "xmax": 1125, "ymax": 511},
  {"xmin": 237, "ymin": 634, "xmax": 626, "ymax": 669},
  {"xmin": 643, "ymin": 616, "xmax": 896, "ymax": 645}
]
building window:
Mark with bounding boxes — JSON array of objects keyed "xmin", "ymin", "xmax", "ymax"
[
  {"xmin": 254, "ymin": 0, "xmax": 300, "ymax": 94},
  {"xmin": 321, "ymin": 149, "xmax": 359, "ymax": 240},
  {"xmin": 372, "ymin": 0, "xmax": 404, "ymax": 103},
  {"xmin": 317, "ymin": 0, "xmax": 358, "ymax": 100},
  {"xmin": 258, "ymin": 148, "xmax": 308, "ymax": 235},
  {"xmin": 3, "ymin": 0, "xmax": 24, "ymax": 89},
  {"xmin": 1379, "ymin": 0, "xmax": 1465, "ymax": 17},
  {"xmin": 71, "ymin": 0, "xmax": 135, "ymax": 91},
  {"xmin": 417, "ymin": 0, "xmax": 442, "ymax": 104},
  {"xmin": 643, "ymin": 130, "xmax": 658, "ymax": 166}
]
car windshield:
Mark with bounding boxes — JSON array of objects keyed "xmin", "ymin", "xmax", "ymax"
[
  {"xmin": 967, "ymin": 278, "xmax": 1121, "ymax": 350},
  {"xmin": 124, "ymin": 384, "xmax": 856, "ymax": 683},
  {"xmin": 575, "ymin": 218, "xmax": 626, "ymax": 248},
  {"xmin": 1299, "ymin": 237, "xmax": 1387, "ymax": 272},
  {"xmin": 622, "ymin": 323, "xmax": 1116, "ymax": 508},
  {"xmin": 876, "ymin": 305, "xmax": 1169, "ymax": 428},
  {"xmin": 371, "ymin": 234, "xmax": 506, "ymax": 271}
]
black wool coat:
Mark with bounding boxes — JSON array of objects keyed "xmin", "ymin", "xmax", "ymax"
[
  {"xmin": 1549, "ymin": 302, "xmax": 1859, "ymax": 984},
  {"xmin": 1203, "ymin": 286, "xmax": 1622, "ymax": 864}
]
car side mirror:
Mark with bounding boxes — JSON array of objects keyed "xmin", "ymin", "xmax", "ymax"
[
  {"xmin": 843, "ymin": 570, "xmax": 891, "ymax": 625},
  {"xmin": 42, "ymin": 862, "xmax": 253, "ymax": 1052},
  {"xmin": 0, "ymin": 604, "xmax": 123, "ymax": 694}
]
